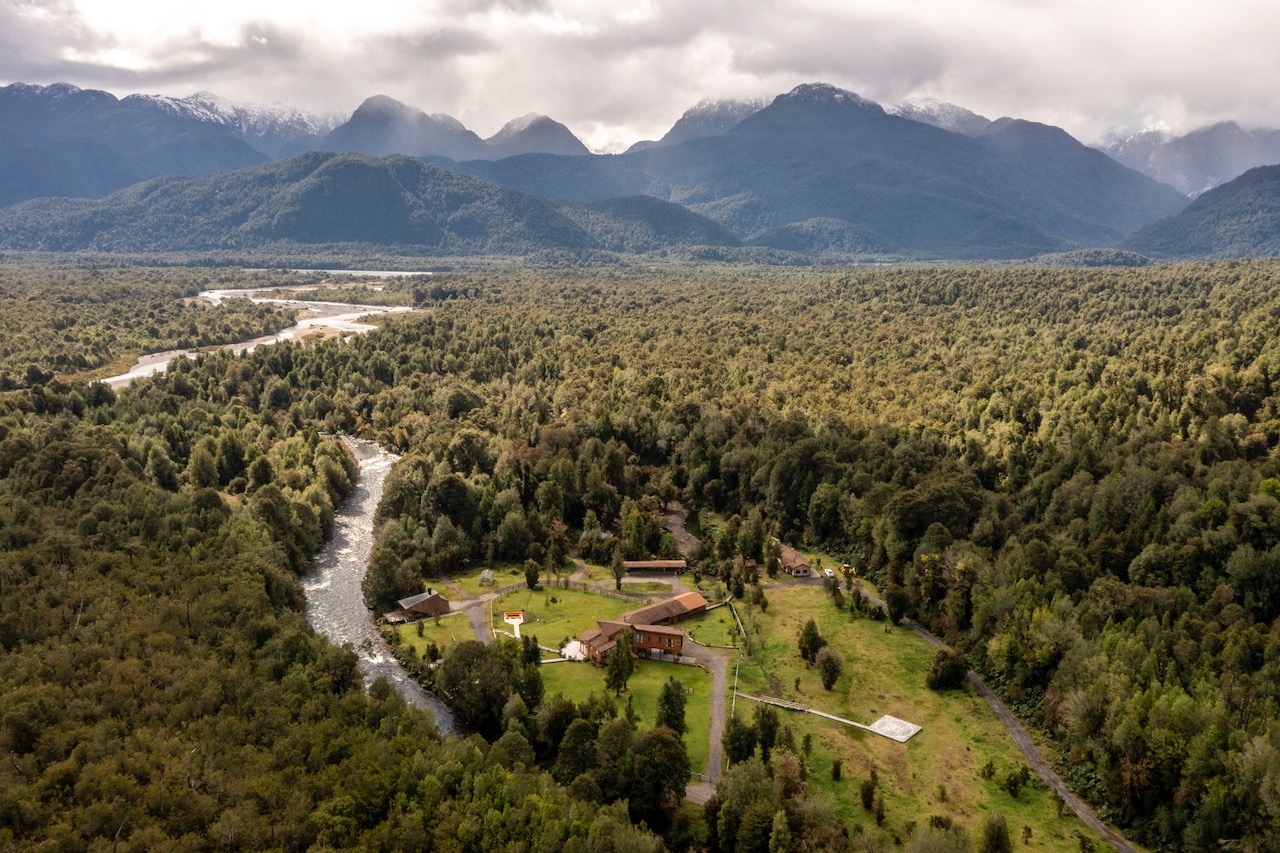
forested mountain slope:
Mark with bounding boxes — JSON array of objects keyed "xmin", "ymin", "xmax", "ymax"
[
  {"xmin": 1127, "ymin": 165, "xmax": 1280, "ymax": 258},
  {"xmin": 0, "ymin": 153, "xmax": 596, "ymax": 255}
]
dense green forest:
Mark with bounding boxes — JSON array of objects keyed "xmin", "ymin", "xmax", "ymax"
[
  {"xmin": 4, "ymin": 259, "xmax": 1280, "ymax": 850},
  {"xmin": 0, "ymin": 264, "xmax": 302, "ymax": 388}
]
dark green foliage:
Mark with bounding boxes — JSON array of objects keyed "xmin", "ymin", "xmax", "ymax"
[
  {"xmin": 656, "ymin": 677, "xmax": 688, "ymax": 736},
  {"xmin": 11, "ymin": 258, "xmax": 1280, "ymax": 850},
  {"xmin": 1033, "ymin": 248, "xmax": 1152, "ymax": 267},
  {"xmin": 884, "ymin": 583, "xmax": 909, "ymax": 625},
  {"xmin": 927, "ymin": 647, "xmax": 969, "ymax": 690},
  {"xmin": 0, "ymin": 265, "xmax": 294, "ymax": 389},
  {"xmin": 753, "ymin": 704, "xmax": 779, "ymax": 764},
  {"xmin": 604, "ymin": 629, "xmax": 635, "ymax": 695},
  {"xmin": 816, "ymin": 646, "xmax": 843, "ymax": 690},
  {"xmin": 437, "ymin": 640, "xmax": 542, "ymax": 739},
  {"xmin": 861, "ymin": 776, "xmax": 877, "ymax": 811},
  {"xmin": 1004, "ymin": 767, "xmax": 1031, "ymax": 800},
  {"xmin": 797, "ymin": 618, "xmax": 826, "ymax": 662},
  {"xmin": 724, "ymin": 714, "xmax": 758, "ymax": 765},
  {"xmin": 979, "ymin": 812, "xmax": 1013, "ymax": 853},
  {"xmin": 626, "ymin": 726, "xmax": 692, "ymax": 824},
  {"xmin": 0, "ymin": 341, "xmax": 663, "ymax": 852}
]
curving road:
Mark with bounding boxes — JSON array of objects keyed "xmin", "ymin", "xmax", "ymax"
[{"xmin": 848, "ymin": 585, "xmax": 1139, "ymax": 853}]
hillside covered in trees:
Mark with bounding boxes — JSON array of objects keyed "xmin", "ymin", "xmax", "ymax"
[{"xmin": 3, "ymin": 260, "xmax": 1280, "ymax": 850}]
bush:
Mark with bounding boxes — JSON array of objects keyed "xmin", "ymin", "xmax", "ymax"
[
  {"xmin": 815, "ymin": 647, "xmax": 843, "ymax": 690},
  {"xmin": 926, "ymin": 647, "xmax": 968, "ymax": 690},
  {"xmin": 979, "ymin": 811, "xmax": 1012, "ymax": 853}
]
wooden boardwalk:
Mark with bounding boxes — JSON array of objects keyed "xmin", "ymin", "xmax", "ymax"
[{"xmin": 733, "ymin": 691, "xmax": 921, "ymax": 742}]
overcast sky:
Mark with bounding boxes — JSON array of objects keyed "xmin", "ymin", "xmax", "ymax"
[{"xmin": 3, "ymin": 0, "xmax": 1279, "ymax": 151}]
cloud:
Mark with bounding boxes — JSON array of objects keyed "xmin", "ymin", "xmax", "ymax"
[{"xmin": 1, "ymin": 0, "xmax": 1277, "ymax": 149}]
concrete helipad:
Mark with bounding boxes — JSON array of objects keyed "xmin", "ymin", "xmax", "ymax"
[{"xmin": 867, "ymin": 715, "xmax": 922, "ymax": 743}]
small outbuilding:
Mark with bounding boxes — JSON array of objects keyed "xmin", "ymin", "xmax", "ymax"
[
  {"xmin": 383, "ymin": 587, "xmax": 451, "ymax": 623},
  {"xmin": 778, "ymin": 546, "xmax": 813, "ymax": 578}
]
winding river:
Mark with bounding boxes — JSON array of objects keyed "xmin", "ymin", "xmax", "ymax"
[
  {"xmin": 103, "ymin": 288, "xmax": 413, "ymax": 389},
  {"xmin": 102, "ymin": 285, "xmax": 456, "ymax": 734},
  {"xmin": 304, "ymin": 438, "xmax": 456, "ymax": 735}
]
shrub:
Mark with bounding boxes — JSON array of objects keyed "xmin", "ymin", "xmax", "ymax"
[{"xmin": 926, "ymin": 647, "xmax": 968, "ymax": 690}]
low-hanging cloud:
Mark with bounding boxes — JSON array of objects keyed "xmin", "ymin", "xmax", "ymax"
[{"xmin": 1, "ymin": 0, "xmax": 1277, "ymax": 150}]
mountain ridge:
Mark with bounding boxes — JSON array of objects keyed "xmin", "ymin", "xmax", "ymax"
[
  {"xmin": 441, "ymin": 82, "xmax": 1188, "ymax": 258},
  {"xmin": 0, "ymin": 152, "xmax": 738, "ymax": 258},
  {"xmin": 1126, "ymin": 165, "xmax": 1280, "ymax": 258},
  {"xmin": 0, "ymin": 82, "xmax": 267, "ymax": 208}
]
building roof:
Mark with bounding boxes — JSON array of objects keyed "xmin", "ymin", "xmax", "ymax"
[
  {"xmin": 620, "ymin": 590, "xmax": 708, "ymax": 625},
  {"xmin": 580, "ymin": 627, "xmax": 618, "ymax": 655},
  {"xmin": 629, "ymin": 623, "xmax": 684, "ymax": 637},
  {"xmin": 624, "ymin": 560, "xmax": 687, "ymax": 570},
  {"xmin": 778, "ymin": 546, "xmax": 811, "ymax": 570},
  {"xmin": 397, "ymin": 588, "xmax": 446, "ymax": 610}
]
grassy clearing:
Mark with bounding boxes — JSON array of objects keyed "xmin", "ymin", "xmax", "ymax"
[
  {"xmin": 489, "ymin": 586, "xmax": 641, "ymax": 649},
  {"xmin": 620, "ymin": 580, "xmax": 676, "ymax": 593},
  {"xmin": 541, "ymin": 658, "xmax": 715, "ymax": 776},
  {"xmin": 683, "ymin": 608, "xmax": 740, "ymax": 648},
  {"xmin": 440, "ymin": 563, "xmax": 527, "ymax": 599},
  {"xmin": 733, "ymin": 585, "xmax": 1087, "ymax": 850},
  {"xmin": 579, "ymin": 562, "xmax": 609, "ymax": 582},
  {"xmin": 391, "ymin": 612, "xmax": 475, "ymax": 660}
]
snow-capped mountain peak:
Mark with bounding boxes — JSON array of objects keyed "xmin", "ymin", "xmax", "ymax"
[
  {"xmin": 888, "ymin": 97, "xmax": 992, "ymax": 136},
  {"xmin": 778, "ymin": 82, "xmax": 881, "ymax": 111},
  {"xmin": 122, "ymin": 91, "xmax": 341, "ymax": 156}
]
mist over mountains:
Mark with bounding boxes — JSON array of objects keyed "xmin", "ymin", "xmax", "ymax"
[
  {"xmin": 2, "ymin": 80, "xmax": 1280, "ymax": 260},
  {"xmin": 1103, "ymin": 122, "xmax": 1280, "ymax": 197}
]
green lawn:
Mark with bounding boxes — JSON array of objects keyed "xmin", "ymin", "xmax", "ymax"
[
  {"xmin": 579, "ymin": 562, "xmax": 609, "ymax": 582},
  {"xmin": 541, "ymin": 658, "xmax": 715, "ymax": 777},
  {"xmin": 682, "ymin": 608, "xmax": 740, "ymax": 648},
  {"xmin": 489, "ymin": 587, "xmax": 641, "ymax": 649},
  {"xmin": 733, "ymin": 586, "xmax": 1091, "ymax": 851},
  {"xmin": 391, "ymin": 612, "xmax": 475, "ymax": 661},
  {"xmin": 442, "ymin": 563, "xmax": 527, "ymax": 599},
  {"xmin": 620, "ymin": 580, "xmax": 675, "ymax": 593}
]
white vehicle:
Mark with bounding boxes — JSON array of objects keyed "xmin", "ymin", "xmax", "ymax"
[{"xmin": 823, "ymin": 568, "xmax": 835, "ymax": 578}]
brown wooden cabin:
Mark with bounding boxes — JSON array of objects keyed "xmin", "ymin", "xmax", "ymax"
[
  {"xmin": 778, "ymin": 546, "xmax": 812, "ymax": 577},
  {"xmin": 383, "ymin": 588, "xmax": 451, "ymax": 623},
  {"xmin": 577, "ymin": 590, "xmax": 708, "ymax": 664}
]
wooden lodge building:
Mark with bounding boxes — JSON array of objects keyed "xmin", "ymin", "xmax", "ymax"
[
  {"xmin": 383, "ymin": 588, "xmax": 451, "ymax": 624},
  {"xmin": 578, "ymin": 590, "xmax": 709, "ymax": 665}
]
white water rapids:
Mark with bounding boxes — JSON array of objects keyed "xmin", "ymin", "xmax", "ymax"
[{"xmin": 102, "ymin": 284, "xmax": 455, "ymax": 733}]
